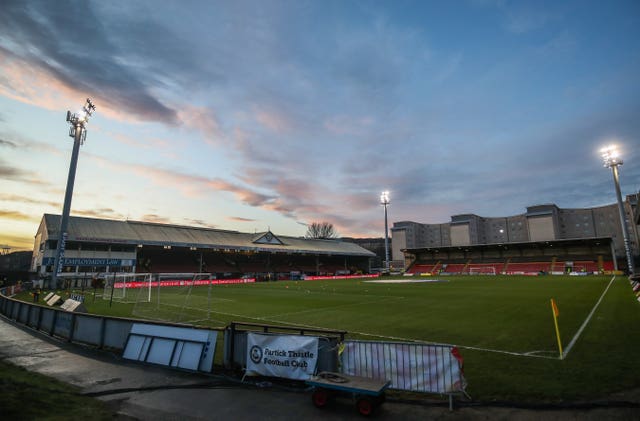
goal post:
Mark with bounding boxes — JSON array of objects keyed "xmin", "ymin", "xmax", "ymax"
[
  {"xmin": 468, "ymin": 266, "xmax": 497, "ymax": 275},
  {"xmin": 102, "ymin": 273, "xmax": 153, "ymax": 303},
  {"xmin": 132, "ymin": 272, "xmax": 215, "ymax": 323}
]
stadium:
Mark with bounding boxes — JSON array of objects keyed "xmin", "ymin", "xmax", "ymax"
[
  {"xmin": 2, "ymin": 188, "xmax": 639, "ymax": 411},
  {"xmin": 7, "ymin": 174, "xmax": 640, "ymax": 410},
  {"xmin": 29, "ymin": 195, "xmax": 640, "ymax": 281}
]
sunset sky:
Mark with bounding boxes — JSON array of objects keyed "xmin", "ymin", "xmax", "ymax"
[{"xmin": 1, "ymin": 0, "xmax": 639, "ymax": 251}]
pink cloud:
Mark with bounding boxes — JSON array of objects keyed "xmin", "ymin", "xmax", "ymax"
[
  {"xmin": 72, "ymin": 208, "xmax": 126, "ymax": 220},
  {"xmin": 86, "ymin": 153, "xmax": 275, "ymax": 207},
  {"xmin": 140, "ymin": 214, "xmax": 172, "ymax": 224},
  {"xmin": 0, "ymin": 51, "xmax": 219, "ymax": 137},
  {"xmin": 177, "ymin": 105, "xmax": 222, "ymax": 145},
  {"xmin": 0, "ymin": 52, "xmax": 130, "ymax": 124},
  {"xmin": 254, "ymin": 107, "xmax": 293, "ymax": 133}
]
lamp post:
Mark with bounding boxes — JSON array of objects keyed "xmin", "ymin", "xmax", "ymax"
[
  {"xmin": 601, "ymin": 145, "xmax": 635, "ymax": 275},
  {"xmin": 380, "ymin": 190, "xmax": 390, "ymax": 274},
  {"xmin": 51, "ymin": 99, "xmax": 96, "ymax": 289}
]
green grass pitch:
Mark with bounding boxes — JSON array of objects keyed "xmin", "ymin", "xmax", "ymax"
[{"xmin": 84, "ymin": 275, "xmax": 640, "ymax": 402}]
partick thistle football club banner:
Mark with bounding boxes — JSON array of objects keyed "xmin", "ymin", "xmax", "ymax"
[{"xmin": 246, "ymin": 333, "xmax": 319, "ymax": 380}]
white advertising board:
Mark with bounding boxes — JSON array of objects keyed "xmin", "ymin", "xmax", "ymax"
[
  {"xmin": 246, "ymin": 333, "xmax": 318, "ymax": 380},
  {"xmin": 46, "ymin": 294, "xmax": 61, "ymax": 306}
]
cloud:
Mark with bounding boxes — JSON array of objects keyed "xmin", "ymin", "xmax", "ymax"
[
  {"xmin": 0, "ymin": 1, "xmax": 179, "ymax": 124},
  {"xmin": 254, "ymin": 107, "xmax": 294, "ymax": 133},
  {"xmin": 72, "ymin": 208, "xmax": 126, "ymax": 220},
  {"xmin": 0, "ymin": 193, "xmax": 59, "ymax": 208},
  {"xmin": 0, "ymin": 138, "xmax": 17, "ymax": 148},
  {"xmin": 227, "ymin": 216, "xmax": 256, "ymax": 223},
  {"xmin": 1, "ymin": 1, "xmax": 637, "ymax": 241},
  {"xmin": 0, "ymin": 160, "xmax": 52, "ymax": 186},
  {"xmin": 177, "ymin": 105, "xmax": 223, "ymax": 145},
  {"xmin": 0, "ymin": 209, "xmax": 36, "ymax": 221},
  {"xmin": 183, "ymin": 218, "xmax": 218, "ymax": 229},
  {"xmin": 86, "ymin": 152, "xmax": 276, "ymax": 208},
  {"xmin": 101, "ymin": 129, "xmax": 170, "ymax": 151},
  {"xmin": 0, "ymin": 232, "xmax": 34, "ymax": 250},
  {"xmin": 140, "ymin": 214, "xmax": 172, "ymax": 224}
]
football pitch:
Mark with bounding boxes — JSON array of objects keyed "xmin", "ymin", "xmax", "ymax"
[{"xmin": 86, "ymin": 274, "xmax": 640, "ymax": 402}]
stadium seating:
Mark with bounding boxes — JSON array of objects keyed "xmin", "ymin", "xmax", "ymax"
[
  {"xmin": 552, "ymin": 261, "xmax": 600, "ymax": 274},
  {"xmin": 440, "ymin": 263, "xmax": 466, "ymax": 274},
  {"xmin": 407, "ymin": 263, "xmax": 439, "ymax": 274},
  {"xmin": 406, "ymin": 257, "xmax": 617, "ymax": 276},
  {"xmin": 572, "ymin": 261, "xmax": 599, "ymax": 273}
]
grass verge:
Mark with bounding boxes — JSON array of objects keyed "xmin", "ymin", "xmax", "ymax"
[{"xmin": 0, "ymin": 359, "xmax": 119, "ymax": 420}]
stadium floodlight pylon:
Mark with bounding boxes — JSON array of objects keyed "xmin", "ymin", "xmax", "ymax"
[
  {"xmin": 601, "ymin": 145, "xmax": 635, "ymax": 275},
  {"xmin": 51, "ymin": 99, "xmax": 96, "ymax": 290},
  {"xmin": 380, "ymin": 190, "xmax": 391, "ymax": 274}
]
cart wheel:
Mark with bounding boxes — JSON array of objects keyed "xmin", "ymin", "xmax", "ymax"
[
  {"xmin": 356, "ymin": 397, "xmax": 374, "ymax": 416},
  {"xmin": 312, "ymin": 388, "xmax": 330, "ymax": 408}
]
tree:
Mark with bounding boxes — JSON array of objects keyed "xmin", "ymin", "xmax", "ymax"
[{"xmin": 304, "ymin": 222, "xmax": 338, "ymax": 239}]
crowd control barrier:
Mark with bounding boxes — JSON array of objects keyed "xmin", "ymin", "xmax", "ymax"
[
  {"xmin": 340, "ymin": 340, "xmax": 467, "ymax": 409},
  {"xmin": 0, "ymin": 293, "xmax": 219, "ymax": 355},
  {"xmin": 1, "ymin": 292, "xmax": 469, "ymax": 408}
]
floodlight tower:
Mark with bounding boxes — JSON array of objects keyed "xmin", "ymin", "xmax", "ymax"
[
  {"xmin": 51, "ymin": 99, "xmax": 96, "ymax": 289},
  {"xmin": 380, "ymin": 191, "xmax": 390, "ymax": 274},
  {"xmin": 601, "ymin": 145, "xmax": 635, "ymax": 275}
]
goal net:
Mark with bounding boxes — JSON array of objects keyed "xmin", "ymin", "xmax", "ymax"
[
  {"xmin": 102, "ymin": 273, "xmax": 153, "ymax": 303},
  {"xmin": 468, "ymin": 266, "xmax": 497, "ymax": 275},
  {"xmin": 132, "ymin": 272, "xmax": 216, "ymax": 323}
]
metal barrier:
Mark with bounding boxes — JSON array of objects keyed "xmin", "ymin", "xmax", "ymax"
[
  {"xmin": 0, "ymin": 293, "xmax": 220, "ymax": 355},
  {"xmin": 1, "ymin": 293, "xmax": 469, "ymax": 408},
  {"xmin": 340, "ymin": 340, "xmax": 466, "ymax": 408}
]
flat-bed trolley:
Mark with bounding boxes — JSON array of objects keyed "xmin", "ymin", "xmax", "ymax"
[{"xmin": 306, "ymin": 372, "xmax": 391, "ymax": 416}]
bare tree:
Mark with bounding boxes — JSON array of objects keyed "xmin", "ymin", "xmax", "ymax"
[{"xmin": 304, "ymin": 222, "xmax": 338, "ymax": 239}]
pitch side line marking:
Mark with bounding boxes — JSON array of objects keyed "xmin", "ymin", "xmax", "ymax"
[
  {"xmin": 340, "ymin": 330, "xmax": 559, "ymax": 359},
  {"xmin": 157, "ymin": 303, "xmax": 559, "ymax": 359},
  {"xmin": 247, "ymin": 317, "xmax": 559, "ymax": 360},
  {"xmin": 562, "ymin": 275, "xmax": 616, "ymax": 359}
]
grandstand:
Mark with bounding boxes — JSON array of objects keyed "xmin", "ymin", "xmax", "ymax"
[
  {"xmin": 394, "ymin": 200, "xmax": 640, "ymax": 275},
  {"xmin": 31, "ymin": 214, "xmax": 375, "ymax": 280},
  {"xmin": 403, "ymin": 238, "xmax": 617, "ymax": 275}
]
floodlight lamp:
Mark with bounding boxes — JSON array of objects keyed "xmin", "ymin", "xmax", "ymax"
[
  {"xmin": 601, "ymin": 145, "xmax": 623, "ymax": 168},
  {"xmin": 76, "ymin": 109, "xmax": 88, "ymax": 123},
  {"xmin": 380, "ymin": 190, "xmax": 390, "ymax": 205}
]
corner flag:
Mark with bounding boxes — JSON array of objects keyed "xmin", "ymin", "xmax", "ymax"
[
  {"xmin": 551, "ymin": 298, "xmax": 559, "ymax": 317},
  {"xmin": 550, "ymin": 298, "xmax": 563, "ymax": 359}
]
